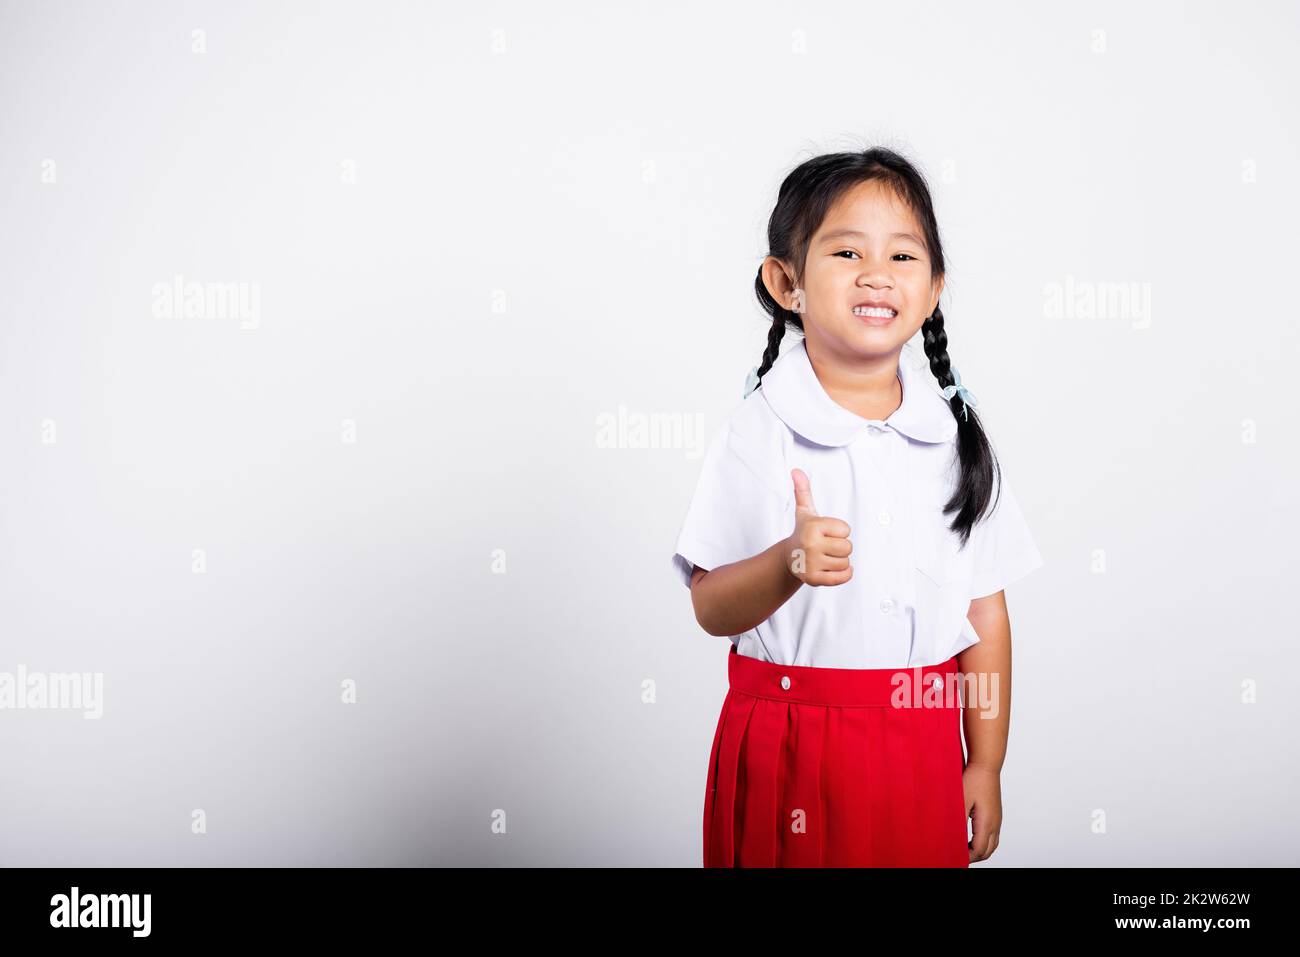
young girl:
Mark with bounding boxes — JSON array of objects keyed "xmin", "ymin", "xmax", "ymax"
[{"xmin": 671, "ymin": 148, "xmax": 1045, "ymax": 868}]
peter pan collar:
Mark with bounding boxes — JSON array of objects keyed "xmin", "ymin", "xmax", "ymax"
[{"xmin": 757, "ymin": 338, "xmax": 957, "ymax": 446}]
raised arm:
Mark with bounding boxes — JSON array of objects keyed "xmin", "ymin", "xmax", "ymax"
[{"xmin": 688, "ymin": 468, "xmax": 853, "ymax": 637}]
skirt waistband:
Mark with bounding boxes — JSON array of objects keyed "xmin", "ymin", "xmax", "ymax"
[{"xmin": 726, "ymin": 643, "xmax": 959, "ymax": 708}]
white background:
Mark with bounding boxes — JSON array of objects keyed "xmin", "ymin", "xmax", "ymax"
[{"xmin": 0, "ymin": 0, "xmax": 1296, "ymax": 865}]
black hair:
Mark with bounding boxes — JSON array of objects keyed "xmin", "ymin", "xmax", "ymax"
[{"xmin": 752, "ymin": 146, "xmax": 1000, "ymax": 547}]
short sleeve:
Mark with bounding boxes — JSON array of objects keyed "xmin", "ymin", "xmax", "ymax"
[
  {"xmin": 968, "ymin": 469, "xmax": 1045, "ymax": 600},
  {"xmin": 670, "ymin": 424, "xmax": 787, "ymax": 588}
]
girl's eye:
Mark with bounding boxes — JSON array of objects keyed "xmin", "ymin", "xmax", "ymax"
[{"xmin": 834, "ymin": 251, "xmax": 918, "ymax": 261}]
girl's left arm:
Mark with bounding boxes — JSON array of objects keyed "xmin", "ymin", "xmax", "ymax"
[{"xmin": 957, "ymin": 591, "xmax": 1013, "ymax": 863}]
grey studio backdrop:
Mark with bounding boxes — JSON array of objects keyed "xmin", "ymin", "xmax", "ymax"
[{"xmin": 1, "ymin": 0, "xmax": 1296, "ymax": 867}]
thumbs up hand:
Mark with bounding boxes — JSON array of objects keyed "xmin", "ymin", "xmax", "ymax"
[{"xmin": 786, "ymin": 468, "xmax": 853, "ymax": 586}]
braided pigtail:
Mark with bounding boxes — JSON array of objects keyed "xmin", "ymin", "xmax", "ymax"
[
  {"xmin": 749, "ymin": 267, "xmax": 805, "ymax": 389},
  {"xmin": 921, "ymin": 305, "xmax": 1000, "ymax": 547}
]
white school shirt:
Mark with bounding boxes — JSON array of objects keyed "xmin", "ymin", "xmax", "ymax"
[{"xmin": 671, "ymin": 337, "xmax": 1045, "ymax": 669}]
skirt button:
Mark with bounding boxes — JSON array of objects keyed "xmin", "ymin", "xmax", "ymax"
[{"xmin": 780, "ymin": 675, "xmax": 791, "ymax": 690}]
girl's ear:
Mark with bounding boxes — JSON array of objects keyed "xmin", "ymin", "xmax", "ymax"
[
  {"xmin": 928, "ymin": 274, "xmax": 945, "ymax": 316},
  {"xmin": 761, "ymin": 255, "xmax": 799, "ymax": 308}
]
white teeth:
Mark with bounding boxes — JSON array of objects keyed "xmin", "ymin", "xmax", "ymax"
[{"xmin": 854, "ymin": 306, "xmax": 897, "ymax": 318}]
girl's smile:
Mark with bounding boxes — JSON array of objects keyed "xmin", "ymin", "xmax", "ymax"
[{"xmin": 852, "ymin": 300, "xmax": 900, "ymax": 326}]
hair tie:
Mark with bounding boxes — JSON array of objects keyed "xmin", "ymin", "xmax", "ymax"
[
  {"xmin": 939, "ymin": 366, "xmax": 978, "ymax": 421},
  {"xmin": 743, "ymin": 366, "xmax": 760, "ymax": 398}
]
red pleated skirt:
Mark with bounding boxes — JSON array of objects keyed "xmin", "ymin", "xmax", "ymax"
[{"xmin": 703, "ymin": 643, "xmax": 969, "ymax": 867}]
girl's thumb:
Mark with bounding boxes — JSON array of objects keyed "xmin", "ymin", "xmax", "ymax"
[{"xmin": 791, "ymin": 468, "xmax": 818, "ymax": 516}]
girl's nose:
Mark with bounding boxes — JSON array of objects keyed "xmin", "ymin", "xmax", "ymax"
[{"xmin": 857, "ymin": 274, "xmax": 894, "ymax": 289}]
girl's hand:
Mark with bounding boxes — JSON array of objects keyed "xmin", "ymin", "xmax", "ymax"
[
  {"xmin": 785, "ymin": 468, "xmax": 853, "ymax": 586},
  {"xmin": 963, "ymin": 763, "xmax": 1002, "ymax": 863}
]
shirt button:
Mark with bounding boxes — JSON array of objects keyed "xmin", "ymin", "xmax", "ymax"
[
  {"xmin": 877, "ymin": 510, "xmax": 892, "ymax": 526},
  {"xmin": 879, "ymin": 598, "xmax": 894, "ymax": 614},
  {"xmin": 780, "ymin": 675, "xmax": 791, "ymax": 690}
]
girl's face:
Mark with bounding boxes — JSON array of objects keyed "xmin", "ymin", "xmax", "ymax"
[{"xmin": 772, "ymin": 179, "xmax": 943, "ymax": 363}]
